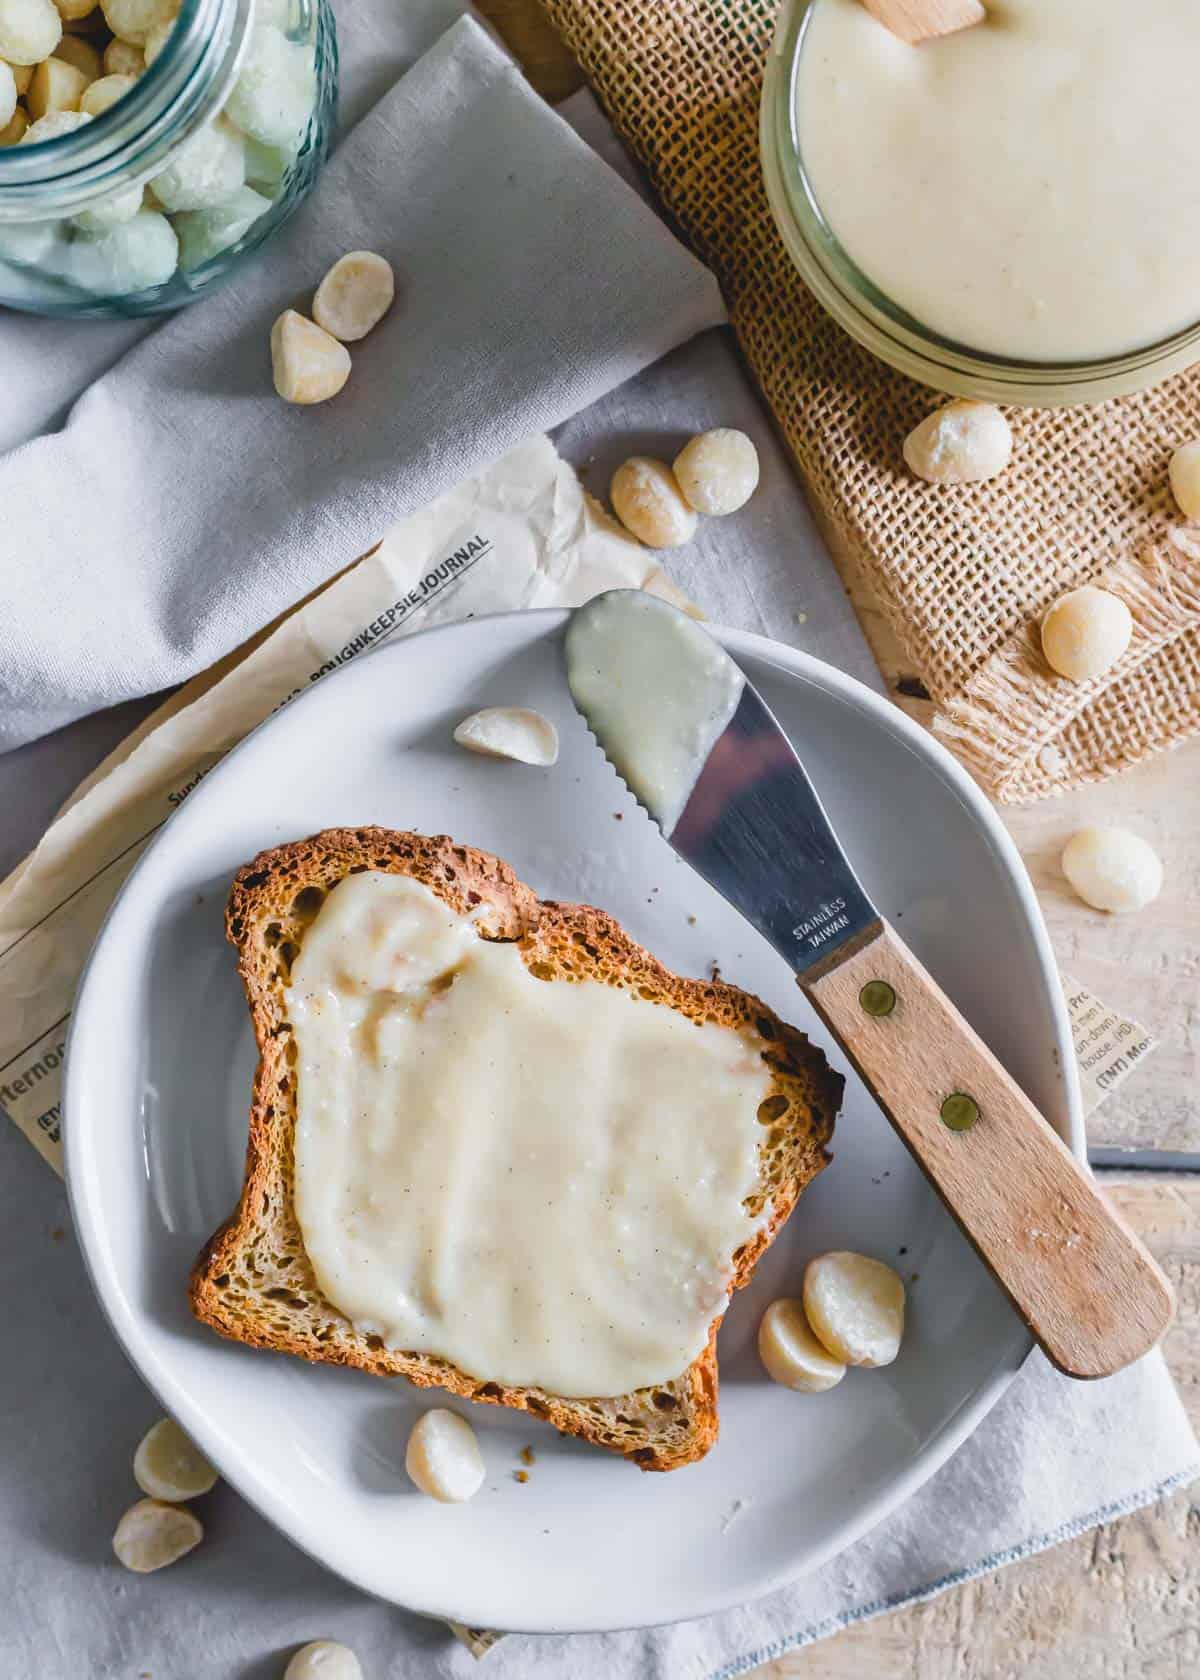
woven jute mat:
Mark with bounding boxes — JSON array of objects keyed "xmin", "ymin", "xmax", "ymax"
[{"xmin": 536, "ymin": 0, "xmax": 1200, "ymax": 802}]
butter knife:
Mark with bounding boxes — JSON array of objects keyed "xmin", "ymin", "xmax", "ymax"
[{"xmin": 565, "ymin": 590, "xmax": 1173, "ymax": 1379}]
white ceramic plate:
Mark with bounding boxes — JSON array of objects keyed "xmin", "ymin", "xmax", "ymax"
[{"xmin": 65, "ymin": 611, "xmax": 1082, "ymax": 1634}]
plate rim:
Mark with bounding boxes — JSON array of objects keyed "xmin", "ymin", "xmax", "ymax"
[{"xmin": 63, "ymin": 608, "xmax": 1084, "ymax": 1634}]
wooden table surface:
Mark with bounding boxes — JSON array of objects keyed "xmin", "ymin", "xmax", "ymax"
[{"xmin": 479, "ymin": 4, "xmax": 1197, "ymax": 1671}]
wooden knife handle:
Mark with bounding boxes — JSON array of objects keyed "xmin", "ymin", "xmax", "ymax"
[{"xmin": 802, "ymin": 920, "xmax": 1174, "ymax": 1379}]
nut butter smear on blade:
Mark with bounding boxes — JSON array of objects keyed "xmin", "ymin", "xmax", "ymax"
[{"xmin": 798, "ymin": 0, "xmax": 1200, "ymax": 361}]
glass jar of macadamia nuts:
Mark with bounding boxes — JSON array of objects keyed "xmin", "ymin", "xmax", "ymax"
[
  {"xmin": 762, "ymin": 0, "xmax": 1200, "ymax": 406},
  {"xmin": 0, "ymin": 0, "xmax": 336, "ymax": 317}
]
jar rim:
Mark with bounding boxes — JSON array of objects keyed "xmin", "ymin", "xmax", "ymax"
[
  {"xmin": 0, "ymin": 0, "xmax": 253, "ymax": 216},
  {"xmin": 762, "ymin": 0, "xmax": 1200, "ymax": 406}
]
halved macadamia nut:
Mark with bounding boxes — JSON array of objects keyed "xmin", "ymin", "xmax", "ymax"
[
  {"xmin": 312, "ymin": 249, "xmax": 394, "ymax": 343},
  {"xmin": 452, "ymin": 706, "xmax": 559, "ymax": 767},
  {"xmin": 803, "ymin": 1250, "xmax": 906, "ymax": 1368},
  {"xmin": 758, "ymin": 1297, "xmax": 846, "ymax": 1392},
  {"xmin": 133, "ymin": 1416, "xmax": 218, "ymax": 1502},
  {"xmin": 112, "ymin": 1498, "xmax": 203, "ymax": 1572},
  {"xmin": 610, "ymin": 457, "xmax": 697, "ymax": 549}
]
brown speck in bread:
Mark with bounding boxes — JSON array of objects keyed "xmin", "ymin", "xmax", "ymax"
[{"xmin": 188, "ymin": 828, "xmax": 841, "ymax": 1472}]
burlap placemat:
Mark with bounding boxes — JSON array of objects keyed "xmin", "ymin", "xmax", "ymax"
[{"xmin": 535, "ymin": 0, "xmax": 1200, "ymax": 802}]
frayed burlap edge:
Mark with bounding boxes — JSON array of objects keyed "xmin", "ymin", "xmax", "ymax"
[{"xmin": 934, "ymin": 535, "xmax": 1200, "ymax": 801}]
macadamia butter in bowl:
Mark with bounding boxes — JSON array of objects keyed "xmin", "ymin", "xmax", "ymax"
[{"xmin": 761, "ymin": 0, "xmax": 1200, "ymax": 405}]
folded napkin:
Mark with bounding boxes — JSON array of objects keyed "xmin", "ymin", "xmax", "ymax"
[{"xmin": 0, "ymin": 11, "xmax": 723, "ymax": 750}]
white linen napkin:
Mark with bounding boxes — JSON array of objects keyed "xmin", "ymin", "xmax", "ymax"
[{"xmin": 0, "ymin": 12, "xmax": 724, "ymax": 749}]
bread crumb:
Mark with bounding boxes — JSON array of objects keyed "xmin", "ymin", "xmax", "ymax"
[
  {"xmin": 520, "ymin": 1445, "xmax": 535, "ymax": 1466},
  {"xmin": 514, "ymin": 1470, "xmax": 529, "ymax": 1484}
]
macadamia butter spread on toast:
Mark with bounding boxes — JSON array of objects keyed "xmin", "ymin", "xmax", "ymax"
[
  {"xmin": 286, "ymin": 871, "xmax": 771, "ymax": 1397},
  {"xmin": 797, "ymin": 0, "xmax": 1200, "ymax": 361}
]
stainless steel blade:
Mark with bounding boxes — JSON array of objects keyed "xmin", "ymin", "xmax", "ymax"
[
  {"xmin": 564, "ymin": 591, "xmax": 878, "ymax": 977},
  {"xmin": 667, "ymin": 679, "xmax": 879, "ymax": 977}
]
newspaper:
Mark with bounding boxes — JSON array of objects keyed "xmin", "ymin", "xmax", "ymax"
[
  {"xmin": 0, "ymin": 435, "xmax": 693, "ymax": 1175},
  {"xmin": 1063, "ymin": 974, "xmax": 1158, "ymax": 1116}
]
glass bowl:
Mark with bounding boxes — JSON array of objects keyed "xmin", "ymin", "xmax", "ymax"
[{"xmin": 760, "ymin": 0, "xmax": 1200, "ymax": 407}]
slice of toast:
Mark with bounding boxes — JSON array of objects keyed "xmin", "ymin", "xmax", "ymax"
[{"xmin": 190, "ymin": 828, "xmax": 842, "ymax": 1471}]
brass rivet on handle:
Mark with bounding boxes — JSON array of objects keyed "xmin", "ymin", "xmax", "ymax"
[
  {"xmin": 941, "ymin": 1092, "xmax": 980, "ymax": 1132},
  {"xmin": 859, "ymin": 979, "xmax": 896, "ymax": 1017}
]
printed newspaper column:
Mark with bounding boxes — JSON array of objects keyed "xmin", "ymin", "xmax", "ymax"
[{"xmin": 1063, "ymin": 974, "xmax": 1158, "ymax": 1116}]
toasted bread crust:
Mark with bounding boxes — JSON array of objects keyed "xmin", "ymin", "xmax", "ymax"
[{"xmin": 190, "ymin": 828, "xmax": 841, "ymax": 1470}]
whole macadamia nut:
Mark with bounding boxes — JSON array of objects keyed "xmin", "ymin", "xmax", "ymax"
[
  {"xmin": 1040, "ymin": 585, "xmax": 1132, "ymax": 682},
  {"xmin": 903, "ymin": 399, "xmax": 1013, "ymax": 485},
  {"xmin": 1061, "ymin": 827, "xmax": 1163, "ymax": 914},
  {"xmin": 0, "ymin": 0, "xmax": 62, "ymax": 66},
  {"xmin": 673, "ymin": 427, "xmax": 760, "ymax": 515},
  {"xmin": 284, "ymin": 1643, "xmax": 363, "ymax": 1680}
]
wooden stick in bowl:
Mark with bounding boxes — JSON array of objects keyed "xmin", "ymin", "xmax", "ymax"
[{"xmin": 860, "ymin": 0, "xmax": 984, "ymax": 45}]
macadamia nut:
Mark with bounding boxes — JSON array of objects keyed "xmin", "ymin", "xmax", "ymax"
[
  {"xmin": 0, "ymin": 211, "xmax": 62, "ymax": 261},
  {"xmin": 101, "ymin": 33, "xmax": 140, "ymax": 73},
  {"xmin": 71, "ymin": 178, "xmax": 143, "ymax": 231},
  {"xmin": 54, "ymin": 0, "xmax": 100, "ymax": 19},
  {"xmin": 284, "ymin": 1643, "xmax": 363, "ymax": 1680},
  {"xmin": 0, "ymin": 55, "xmax": 14, "ymax": 123},
  {"xmin": 27, "ymin": 52, "xmax": 90, "ymax": 116},
  {"xmin": 174, "ymin": 182, "xmax": 269, "ymax": 269},
  {"xmin": 225, "ymin": 22, "xmax": 313, "ymax": 148},
  {"xmin": 150, "ymin": 115, "xmax": 243, "ymax": 211},
  {"xmin": 79, "ymin": 68, "xmax": 133, "ymax": 113},
  {"xmin": 271, "ymin": 308, "xmax": 350, "ymax": 404},
  {"xmin": 405, "ymin": 1408, "xmax": 485, "ymax": 1503},
  {"xmin": 758, "ymin": 1297, "xmax": 846, "ymax": 1392},
  {"xmin": 67, "ymin": 206, "xmax": 177, "ymax": 291},
  {"xmin": 242, "ymin": 131, "xmax": 292, "ymax": 191},
  {"xmin": 0, "ymin": 103, "xmax": 28, "ymax": 141},
  {"xmin": 1040, "ymin": 585, "xmax": 1132, "ymax": 682},
  {"xmin": 803, "ymin": 1251, "xmax": 906, "ymax": 1368},
  {"xmin": 1061, "ymin": 827, "xmax": 1162, "ymax": 913},
  {"xmin": 20, "ymin": 102, "xmax": 88, "ymax": 140},
  {"xmin": 53, "ymin": 29, "xmax": 100, "ymax": 76},
  {"xmin": 112, "ymin": 1498, "xmax": 202, "ymax": 1572},
  {"xmin": 1168, "ymin": 439, "xmax": 1200, "ymax": 522},
  {"xmin": 452, "ymin": 706, "xmax": 559, "ymax": 766},
  {"xmin": 7, "ymin": 56, "xmax": 33, "ymax": 93},
  {"xmin": 140, "ymin": 5, "xmax": 173, "ymax": 64},
  {"xmin": 610, "ymin": 457, "xmax": 697, "ymax": 548},
  {"xmin": 673, "ymin": 427, "xmax": 759, "ymax": 515},
  {"xmin": 100, "ymin": 0, "xmax": 172, "ymax": 46},
  {"xmin": 0, "ymin": 0, "xmax": 62, "ymax": 66},
  {"xmin": 903, "ymin": 399, "xmax": 1013, "ymax": 485},
  {"xmin": 133, "ymin": 1417, "xmax": 219, "ymax": 1502},
  {"xmin": 312, "ymin": 249, "xmax": 394, "ymax": 342}
]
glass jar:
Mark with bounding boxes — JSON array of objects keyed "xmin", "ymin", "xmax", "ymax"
[
  {"xmin": 0, "ymin": 0, "xmax": 337, "ymax": 318},
  {"xmin": 761, "ymin": 0, "xmax": 1200, "ymax": 408}
]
